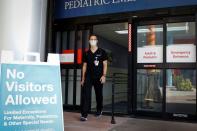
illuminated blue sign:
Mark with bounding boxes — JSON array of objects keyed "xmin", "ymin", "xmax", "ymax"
[{"xmin": 54, "ymin": 0, "xmax": 197, "ymax": 19}]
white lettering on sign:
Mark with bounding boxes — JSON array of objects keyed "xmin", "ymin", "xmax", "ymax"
[
  {"xmin": 5, "ymin": 69, "xmax": 56, "ymax": 106},
  {"xmin": 167, "ymin": 44, "xmax": 196, "ymax": 63},
  {"xmin": 7, "ymin": 69, "xmax": 24, "ymax": 80},
  {"xmin": 137, "ymin": 45, "xmax": 163, "ymax": 63},
  {"xmin": 5, "ymin": 95, "xmax": 57, "ymax": 105},
  {"xmin": 65, "ymin": 0, "xmax": 136, "ymax": 10}
]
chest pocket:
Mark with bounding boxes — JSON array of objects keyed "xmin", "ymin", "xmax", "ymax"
[{"xmin": 95, "ymin": 53, "xmax": 102, "ymax": 60}]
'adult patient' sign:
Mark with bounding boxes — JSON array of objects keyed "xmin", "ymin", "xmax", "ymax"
[{"xmin": 0, "ymin": 51, "xmax": 64, "ymax": 131}]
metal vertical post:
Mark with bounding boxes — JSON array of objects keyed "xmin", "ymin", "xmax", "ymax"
[{"xmin": 111, "ymin": 73, "xmax": 116, "ymax": 124}]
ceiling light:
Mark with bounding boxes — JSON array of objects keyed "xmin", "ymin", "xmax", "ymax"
[
  {"xmin": 115, "ymin": 30, "xmax": 128, "ymax": 34},
  {"xmin": 138, "ymin": 26, "xmax": 188, "ymax": 33},
  {"xmin": 115, "ymin": 26, "xmax": 188, "ymax": 35}
]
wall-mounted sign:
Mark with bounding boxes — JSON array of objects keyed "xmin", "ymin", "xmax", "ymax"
[
  {"xmin": 167, "ymin": 44, "xmax": 196, "ymax": 63},
  {"xmin": 54, "ymin": 0, "xmax": 197, "ymax": 19},
  {"xmin": 137, "ymin": 45, "xmax": 163, "ymax": 63},
  {"xmin": 60, "ymin": 50, "xmax": 74, "ymax": 64}
]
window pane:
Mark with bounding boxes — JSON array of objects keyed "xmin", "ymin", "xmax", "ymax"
[
  {"xmin": 137, "ymin": 69, "xmax": 163, "ymax": 112},
  {"xmin": 67, "ymin": 69, "xmax": 74, "ymax": 105},
  {"xmin": 76, "ymin": 69, "xmax": 81, "ymax": 105},
  {"xmin": 55, "ymin": 32, "xmax": 62, "ymax": 53},
  {"xmin": 61, "ymin": 69, "xmax": 66, "ymax": 105},
  {"xmin": 166, "ymin": 69, "xmax": 196, "ymax": 115},
  {"xmin": 137, "ymin": 25, "xmax": 163, "ymax": 63},
  {"xmin": 166, "ymin": 22, "xmax": 196, "ymax": 63},
  {"xmin": 60, "ymin": 31, "xmax": 75, "ymax": 64}
]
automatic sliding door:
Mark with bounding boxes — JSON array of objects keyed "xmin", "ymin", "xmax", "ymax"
[
  {"xmin": 136, "ymin": 24, "xmax": 164, "ymax": 113},
  {"xmin": 135, "ymin": 20, "xmax": 197, "ymax": 118},
  {"xmin": 165, "ymin": 22, "xmax": 196, "ymax": 116}
]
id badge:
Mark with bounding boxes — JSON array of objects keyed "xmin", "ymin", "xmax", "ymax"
[{"xmin": 94, "ymin": 57, "xmax": 99, "ymax": 66}]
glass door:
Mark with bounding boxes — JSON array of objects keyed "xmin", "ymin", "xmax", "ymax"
[
  {"xmin": 135, "ymin": 23, "xmax": 164, "ymax": 113},
  {"xmin": 165, "ymin": 22, "xmax": 196, "ymax": 117},
  {"xmin": 134, "ymin": 17, "xmax": 197, "ymax": 119}
]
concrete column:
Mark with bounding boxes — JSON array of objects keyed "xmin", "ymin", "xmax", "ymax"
[{"xmin": 0, "ymin": 0, "xmax": 47, "ymax": 61}]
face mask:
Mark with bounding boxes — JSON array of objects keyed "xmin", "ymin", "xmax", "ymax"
[{"xmin": 89, "ymin": 40, "xmax": 98, "ymax": 46}]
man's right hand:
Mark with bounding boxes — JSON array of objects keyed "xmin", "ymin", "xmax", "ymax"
[{"xmin": 81, "ymin": 78, "xmax": 85, "ymax": 86}]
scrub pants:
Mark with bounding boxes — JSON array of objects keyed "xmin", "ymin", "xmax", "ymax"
[{"xmin": 81, "ymin": 77, "xmax": 103, "ymax": 118}]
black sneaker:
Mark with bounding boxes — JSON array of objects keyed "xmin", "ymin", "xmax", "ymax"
[
  {"xmin": 95, "ymin": 111, "xmax": 102, "ymax": 118},
  {"xmin": 80, "ymin": 116, "xmax": 88, "ymax": 121}
]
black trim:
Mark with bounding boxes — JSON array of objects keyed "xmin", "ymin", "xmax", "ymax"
[
  {"xmin": 73, "ymin": 28, "xmax": 78, "ymax": 106},
  {"xmin": 136, "ymin": 64, "xmax": 197, "ymax": 69},
  {"xmin": 65, "ymin": 69, "xmax": 69, "ymax": 105},
  {"xmin": 128, "ymin": 18, "xmax": 133, "ymax": 114},
  {"xmin": 60, "ymin": 31, "xmax": 63, "ymax": 53},
  {"xmin": 44, "ymin": 0, "xmax": 54, "ymax": 60},
  {"xmin": 133, "ymin": 21, "xmax": 138, "ymax": 114},
  {"xmin": 195, "ymin": 12, "xmax": 197, "ymax": 119},
  {"xmin": 162, "ymin": 21, "xmax": 167, "ymax": 119}
]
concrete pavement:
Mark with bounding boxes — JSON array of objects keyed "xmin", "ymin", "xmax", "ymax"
[{"xmin": 63, "ymin": 112, "xmax": 197, "ymax": 131}]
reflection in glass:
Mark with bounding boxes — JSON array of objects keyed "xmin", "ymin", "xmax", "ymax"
[
  {"xmin": 166, "ymin": 69, "xmax": 196, "ymax": 114},
  {"xmin": 55, "ymin": 32, "xmax": 62, "ymax": 53},
  {"xmin": 137, "ymin": 25, "xmax": 163, "ymax": 63},
  {"xmin": 67, "ymin": 69, "xmax": 74, "ymax": 105},
  {"xmin": 76, "ymin": 69, "xmax": 81, "ymax": 106},
  {"xmin": 137, "ymin": 69, "xmax": 163, "ymax": 112},
  {"xmin": 61, "ymin": 69, "xmax": 66, "ymax": 104},
  {"xmin": 166, "ymin": 22, "xmax": 196, "ymax": 63}
]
